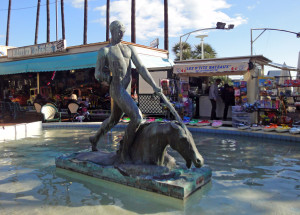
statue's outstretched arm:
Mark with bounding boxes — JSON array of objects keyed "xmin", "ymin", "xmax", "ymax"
[
  {"xmin": 129, "ymin": 45, "xmax": 161, "ymax": 93},
  {"xmin": 95, "ymin": 48, "xmax": 110, "ymax": 83}
]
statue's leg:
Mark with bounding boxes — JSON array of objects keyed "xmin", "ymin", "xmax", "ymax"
[
  {"xmin": 89, "ymin": 101, "xmax": 123, "ymax": 151},
  {"xmin": 115, "ymin": 92, "xmax": 143, "ymax": 163}
]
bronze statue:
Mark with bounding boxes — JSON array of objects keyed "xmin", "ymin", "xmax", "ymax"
[
  {"xmin": 120, "ymin": 121, "xmax": 204, "ymax": 168},
  {"xmin": 90, "ymin": 20, "xmax": 204, "ymax": 168},
  {"xmin": 89, "ymin": 20, "xmax": 161, "ymax": 163}
]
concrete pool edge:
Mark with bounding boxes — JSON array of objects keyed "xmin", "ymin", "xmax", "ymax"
[
  {"xmin": 0, "ymin": 121, "xmax": 42, "ymax": 141},
  {"xmin": 42, "ymin": 122, "xmax": 300, "ymax": 143}
]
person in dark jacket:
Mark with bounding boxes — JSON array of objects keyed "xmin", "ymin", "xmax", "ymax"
[
  {"xmin": 33, "ymin": 94, "xmax": 46, "ymax": 106},
  {"xmin": 221, "ymin": 84, "xmax": 235, "ymax": 120}
]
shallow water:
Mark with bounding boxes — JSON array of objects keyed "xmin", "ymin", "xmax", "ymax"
[{"xmin": 0, "ymin": 128, "xmax": 300, "ymax": 215}]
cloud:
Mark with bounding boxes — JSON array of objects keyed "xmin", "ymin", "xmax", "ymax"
[
  {"xmin": 247, "ymin": 0, "xmax": 260, "ymax": 10},
  {"xmin": 66, "ymin": 0, "xmax": 97, "ymax": 9},
  {"xmin": 66, "ymin": 0, "xmax": 85, "ymax": 9},
  {"xmin": 0, "ymin": 35, "xmax": 4, "ymax": 38},
  {"xmin": 93, "ymin": 0, "xmax": 247, "ymax": 40}
]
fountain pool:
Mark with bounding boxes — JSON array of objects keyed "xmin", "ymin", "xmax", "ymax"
[{"xmin": 0, "ymin": 128, "xmax": 299, "ymax": 214}]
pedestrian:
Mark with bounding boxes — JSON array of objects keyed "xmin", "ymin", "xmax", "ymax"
[
  {"xmin": 209, "ymin": 78, "xmax": 221, "ymax": 120},
  {"xmin": 221, "ymin": 84, "xmax": 235, "ymax": 120}
]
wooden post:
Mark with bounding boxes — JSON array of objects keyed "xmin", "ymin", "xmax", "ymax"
[
  {"xmin": 35, "ymin": 0, "xmax": 41, "ymax": 44},
  {"xmin": 6, "ymin": 0, "xmax": 12, "ymax": 46},
  {"xmin": 37, "ymin": 73, "xmax": 40, "ymax": 94}
]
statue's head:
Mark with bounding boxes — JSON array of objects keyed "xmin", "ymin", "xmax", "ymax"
[{"xmin": 110, "ymin": 20, "xmax": 126, "ymax": 44}]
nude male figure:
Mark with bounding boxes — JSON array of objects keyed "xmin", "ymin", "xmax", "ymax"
[{"xmin": 89, "ymin": 20, "xmax": 161, "ymax": 163}]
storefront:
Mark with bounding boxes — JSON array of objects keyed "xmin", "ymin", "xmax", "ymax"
[
  {"xmin": 0, "ymin": 41, "xmax": 173, "ymax": 112},
  {"xmin": 172, "ymin": 55, "xmax": 272, "ymax": 124}
]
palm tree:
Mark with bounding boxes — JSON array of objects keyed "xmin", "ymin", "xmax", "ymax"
[
  {"xmin": 172, "ymin": 42, "xmax": 192, "ymax": 61},
  {"xmin": 35, "ymin": 0, "xmax": 41, "ymax": 44},
  {"xmin": 193, "ymin": 43, "xmax": 217, "ymax": 59},
  {"xmin": 6, "ymin": 0, "xmax": 12, "ymax": 46}
]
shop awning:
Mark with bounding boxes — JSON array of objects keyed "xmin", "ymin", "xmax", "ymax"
[
  {"xmin": 0, "ymin": 51, "xmax": 173, "ymax": 75},
  {"xmin": 267, "ymin": 62, "xmax": 299, "ymax": 71},
  {"xmin": 173, "ymin": 58, "xmax": 251, "ymax": 77}
]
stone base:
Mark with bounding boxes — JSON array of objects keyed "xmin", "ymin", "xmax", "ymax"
[{"xmin": 55, "ymin": 151, "xmax": 212, "ymax": 200}]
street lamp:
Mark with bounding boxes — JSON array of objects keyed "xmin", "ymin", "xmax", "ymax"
[
  {"xmin": 251, "ymin": 28, "xmax": 300, "ymax": 55},
  {"xmin": 195, "ymin": 35, "xmax": 208, "ymax": 59},
  {"xmin": 179, "ymin": 22, "xmax": 234, "ymax": 60}
]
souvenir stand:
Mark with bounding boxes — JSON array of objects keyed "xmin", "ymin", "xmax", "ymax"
[
  {"xmin": 257, "ymin": 75, "xmax": 300, "ymax": 126},
  {"xmin": 173, "ymin": 55, "xmax": 272, "ymax": 124}
]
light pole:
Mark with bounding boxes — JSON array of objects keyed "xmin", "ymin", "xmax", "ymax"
[
  {"xmin": 251, "ymin": 28, "xmax": 300, "ymax": 55},
  {"xmin": 179, "ymin": 22, "xmax": 234, "ymax": 61},
  {"xmin": 196, "ymin": 35, "xmax": 208, "ymax": 59}
]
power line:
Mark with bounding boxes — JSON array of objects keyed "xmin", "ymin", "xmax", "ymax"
[{"xmin": 0, "ymin": 1, "xmax": 61, "ymax": 12}]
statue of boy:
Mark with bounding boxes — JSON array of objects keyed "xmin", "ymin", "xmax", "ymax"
[{"xmin": 89, "ymin": 20, "xmax": 162, "ymax": 163}]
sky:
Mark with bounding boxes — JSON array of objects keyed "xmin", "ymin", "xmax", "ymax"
[{"xmin": 0, "ymin": 0, "xmax": 299, "ymax": 74}]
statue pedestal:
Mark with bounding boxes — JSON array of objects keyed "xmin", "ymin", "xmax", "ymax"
[{"xmin": 55, "ymin": 151, "xmax": 212, "ymax": 200}]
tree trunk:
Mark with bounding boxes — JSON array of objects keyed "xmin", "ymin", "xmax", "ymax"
[
  {"xmin": 164, "ymin": 0, "xmax": 169, "ymax": 51},
  {"xmin": 61, "ymin": 0, "xmax": 65, "ymax": 40},
  {"xmin": 131, "ymin": 0, "xmax": 136, "ymax": 43},
  {"xmin": 35, "ymin": 0, "xmax": 41, "ymax": 44},
  {"xmin": 47, "ymin": 0, "xmax": 50, "ymax": 42},
  {"xmin": 106, "ymin": 0, "xmax": 110, "ymax": 41},
  {"xmin": 83, "ymin": 0, "xmax": 88, "ymax": 44},
  {"xmin": 6, "ymin": 0, "xmax": 12, "ymax": 46}
]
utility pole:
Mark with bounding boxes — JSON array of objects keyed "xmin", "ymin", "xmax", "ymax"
[
  {"xmin": 6, "ymin": 0, "xmax": 12, "ymax": 46},
  {"xmin": 56, "ymin": 0, "xmax": 58, "ymax": 41}
]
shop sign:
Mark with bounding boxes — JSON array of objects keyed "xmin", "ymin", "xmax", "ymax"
[
  {"xmin": 7, "ymin": 39, "xmax": 66, "ymax": 58},
  {"xmin": 150, "ymin": 38, "xmax": 159, "ymax": 48},
  {"xmin": 174, "ymin": 62, "xmax": 249, "ymax": 74}
]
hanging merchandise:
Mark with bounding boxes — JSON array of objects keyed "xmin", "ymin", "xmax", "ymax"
[
  {"xmin": 47, "ymin": 71, "xmax": 56, "ymax": 86},
  {"xmin": 161, "ymin": 79, "xmax": 170, "ymax": 95},
  {"xmin": 233, "ymin": 80, "xmax": 248, "ymax": 106}
]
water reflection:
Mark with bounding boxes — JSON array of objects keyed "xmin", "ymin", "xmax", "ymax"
[{"xmin": 0, "ymin": 128, "xmax": 299, "ymax": 214}]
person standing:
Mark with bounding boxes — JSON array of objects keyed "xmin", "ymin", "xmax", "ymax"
[
  {"xmin": 221, "ymin": 84, "xmax": 235, "ymax": 120},
  {"xmin": 209, "ymin": 79, "xmax": 221, "ymax": 120}
]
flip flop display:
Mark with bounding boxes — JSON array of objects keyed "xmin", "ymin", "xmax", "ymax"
[
  {"xmin": 263, "ymin": 123, "xmax": 277, "ymax": 132},
  {"xmin": 212, "ymin": 120, "xmax": 222, "ymax": 128},
  {"xmin": 250, "ymin": 124, "xmax": 263, "ymax": 131},
  {"xmin": 197, "ymin": 120, "xmax": 211, "ymax": 126},
  {"xmin": 183, "ymin": 117, "xmax": 191, "ymax": 125},
  {"xmin": 189, "ymin": 119, "xmax": 198, "ymax": 126},
  {"xmin": 146, "ymin": 117, "xmax": 155, "ymax": 122},
  {"xmin": 155, "ymin": 118, "xmax": 163, "ymax": 122},
  {"xmin": 275, "ymin": 125, "xmax": 291, "ymax": 133},
  {"xmin": 237, "ymin": 123, "xmax": 250, "ymax": 130},
  {"xmin": 289, "ymin": 127, "xmax": 300, "ymax": 134},
  {"xmin": 122, "ymin": 117, "xmax": 130, "ymax": 123}
]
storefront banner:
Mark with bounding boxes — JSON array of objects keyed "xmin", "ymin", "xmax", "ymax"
[
  {"xmin": 7, "ymin": 40, "xmax": 66, "ymax": 58},
  {"xmin": 173, "ymin": 60, "xmax": 249, "ymax": 75}
]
